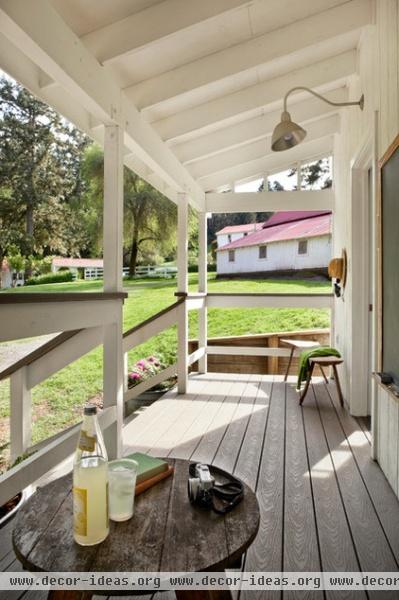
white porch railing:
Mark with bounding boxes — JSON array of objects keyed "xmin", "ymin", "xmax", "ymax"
[
  {"xmin": 0, "ymin": 290, "xmax": 333, "ymax": 507},
  {"xmin": 0, "ymin": 292, "xmax": 126, "ymax": 507}
]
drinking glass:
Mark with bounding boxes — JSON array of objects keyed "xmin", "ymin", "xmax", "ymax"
[{"xmin": 108, "ymin": 458, "xmax": 138, "ymax": 522}]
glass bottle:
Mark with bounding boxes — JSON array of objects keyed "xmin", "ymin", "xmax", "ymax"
[{"xmin": 73, "ymin": 404, "xmax": 109, "ymax": 546}]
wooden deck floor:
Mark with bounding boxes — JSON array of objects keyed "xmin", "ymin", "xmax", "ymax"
[{"xmin": 1, "ymin": 373, "xmax": 399, "ymax": 599}]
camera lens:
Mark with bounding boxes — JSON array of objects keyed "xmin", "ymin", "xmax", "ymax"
[{"xmin": 188, "ymin": 477, "xmax": 200, "ymax": 503}]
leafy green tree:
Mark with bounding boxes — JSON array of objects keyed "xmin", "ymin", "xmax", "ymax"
[
  {"xmin": 0, "ymin": 76, "xmax": 91, "ymax": 274},
  {"xmin": 83, "ymin": 145, "xmax": 177, "ymax": 275},
  {"xmin": 300, "ymin": 158, "xmax": 332, "ymax": 189}
]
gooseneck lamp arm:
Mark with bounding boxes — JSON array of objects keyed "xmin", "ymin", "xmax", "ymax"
[
  {"xmin": 271, "ymin": 87, "xmax": 364, "ymax": 151},
  {"xmin": 283, "ymin": 86, "xmax": 364, "ymax": 113}
]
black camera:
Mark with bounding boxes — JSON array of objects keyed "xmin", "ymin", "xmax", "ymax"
[
  {"xmin": 187, "ymin": 463, "xmax": 215, "ymax": 509},
  {"xmin": 187, "ymin": 462, "xmax": 244, "ymax": 514}
]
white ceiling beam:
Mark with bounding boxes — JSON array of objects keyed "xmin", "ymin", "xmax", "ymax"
[
  {"xmin": 174, "ymin": 88, "xmax": 347, "ymax": 163},
  {"xmin": 205, "ymin": 189, "xmax": 334, "ymax": 213},
  {"xmin": 126, "ymin": 0, "xmax": 371, "ymax": 110},
  {"xmin": 154, "ymin": 51, "xmax": 356, "ymax": 142},
  {"xmin": 0, "ymin": 32, "xmax": 180, "ymax": 206},
  {"xmin": 0, "ymin": 0, "xmax": 205, "ymax": 210},
  {"xmin": 190, "ymin": 116, "xmax": 339, "ymax": 180},
  {"xmin": 82, "ymin": 0, "xmax": 253, "ymax": 64},
  {"xmin": 199, "ymin": 137, "xmax": 334, "ymax": 191}
]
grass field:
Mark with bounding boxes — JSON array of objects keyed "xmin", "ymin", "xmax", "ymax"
[{"xmin": 0, "ymin": 275, "xmax": 331, "ymax": 470}]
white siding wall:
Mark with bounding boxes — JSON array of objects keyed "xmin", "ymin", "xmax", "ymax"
[
  {"xmin": 333, "ymin": 0, "xmax": 399, "ymax": 495},
  {"xmin": 217, "ymin": 232, "xmax": 248, "ymax": 248},
  {"xmin": 217, "ymin": 235, "xmax": 331, "ymax": 274},
  {"xmin": 0, "ymin": 270, "xmax": 12, "ymax": 289}
]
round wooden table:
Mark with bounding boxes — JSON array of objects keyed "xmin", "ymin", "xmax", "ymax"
[{"xmin": 13, "ymin": 458, "xmax": 260, "ymax": 600}]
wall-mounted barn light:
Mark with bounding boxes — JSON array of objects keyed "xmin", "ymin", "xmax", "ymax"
[{"xmin": 271, "ymin": 87, "xmax": 364, "ymax": 152}]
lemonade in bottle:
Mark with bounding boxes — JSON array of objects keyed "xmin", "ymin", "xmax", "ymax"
[{"xmin": 73, "ymin": 404, "xmax": 109, "ymax": 546}]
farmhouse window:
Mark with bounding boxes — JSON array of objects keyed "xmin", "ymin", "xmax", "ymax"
[
  {"xmin": 228, "ymin": 250, "xmax": 235, "ymax": 262},
  {"xmin": 298, "ymin": 240, "xmax": 308, "ymax": 255},
  {"xmin": 228, "ymin": 234, "xmax": 232, "ymax": 243},
  {"xmin": 259, "ymin": 245, "xmax": 267, "ymax": 259}
]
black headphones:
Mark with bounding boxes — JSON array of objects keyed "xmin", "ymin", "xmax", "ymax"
[{"xmin": 188, "ymin": 462, "xmax": 244, "ymax": 515}]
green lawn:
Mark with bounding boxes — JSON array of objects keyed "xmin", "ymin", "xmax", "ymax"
[{"xmin": 0, "ymin": 275, "xmax": 331, "ymax": 470}]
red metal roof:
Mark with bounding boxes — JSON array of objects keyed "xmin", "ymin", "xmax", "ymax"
[
  {"xmin": 52, "ymin": 257, "xmax": 103, "ymax": 268},
  {"xmin": 216, "ymin": 222, "xmax": 265, "ymax": 235},
  {"xmin": 218, "ymin": 213, "xmax": 332, "ymax": 251},
  {"xmin": 262, "ymin": 210, "xmax": 331, "ymax": 229}
]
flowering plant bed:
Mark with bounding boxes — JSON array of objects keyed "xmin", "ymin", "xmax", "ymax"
[{"xmin": 128, "ymin": 356, "xmax": 176, "ymax": 392}]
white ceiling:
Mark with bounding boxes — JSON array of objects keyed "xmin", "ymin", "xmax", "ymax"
[{"xmin": 0, "ymin": 0, "xmax": 372, "ymax": 202}]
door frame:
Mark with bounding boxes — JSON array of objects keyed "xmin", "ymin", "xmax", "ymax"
[{"xmin": 349, "ymin": 112, "xmax": 378, "ymax": 441}]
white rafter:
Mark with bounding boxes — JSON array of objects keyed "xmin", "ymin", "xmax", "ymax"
[
  {"xmin": 153, "ymin": 51, "xmax": 356, "ymax": 143},
  {"xmin": 199, "ymin": 137, "xmax": 334, "ymax": 191},
  {"xmin": 81, "ymin": 0, "xmax": 253, "ymax": 64},
  {"xmin": 189, "ymin": 116, "xmax": 339, "ymax": 180},
  {"xmin": 0, "ymin": 0, "xmax": 205, "ymax": 210},
  {"xmin": 173, "ymin": 88, "xmax": 347, "ymax": 164},
  {"xmin": 125, "ymin": 0, "xmax": 370, "ymax": 110}
]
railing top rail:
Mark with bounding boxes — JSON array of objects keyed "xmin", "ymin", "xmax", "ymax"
[
  {"xmin": 0, "ymin": 292, "xmax": 128, "ymax": 304},
  {"xmin": 174, "ymin": 292, "xmax": 207, "ymax": 298},
  {"xmin": 206, "ymin": 292, "xmax": 334, "ymax": 297},
  {"xmin": 188, "ymin": 327, "xmax": 330, "ymax": 344},
  {"xmin": 123, "ymin": 298, "xmax": 184, "ymax": 339},
  {"xmin": 0, "ymin": 330, "xmax": 82, "ymax": 382}
]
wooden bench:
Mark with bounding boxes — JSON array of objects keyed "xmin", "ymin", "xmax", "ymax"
[{"xmin": 299, "ymin": 356, "xmax": 344, "ymax": 406}]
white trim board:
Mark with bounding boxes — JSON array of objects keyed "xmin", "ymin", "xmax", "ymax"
[{"xmin": 205, "ymin": 189, "xmax": 334, "ymax": 213}]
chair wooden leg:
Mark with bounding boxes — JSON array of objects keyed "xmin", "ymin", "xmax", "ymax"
[
  {"xmin": 284, "ymin": 348, "xmax": 294, "ymax": 382},
  {"xmin": 333, "ymin": 364, "xmax": 344, "ymax": 407},
  {"xmin": 320, "ymin": 365, "xmax": 329, "ymax": 384},
  {"xmin": 299, "ymin": 363, "xmax": 315, "ymax": 405}
]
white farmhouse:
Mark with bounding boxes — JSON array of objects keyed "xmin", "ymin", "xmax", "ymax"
[{"xmin": 216, "ymin": 211, "xmax": 332, "ymax": 277}]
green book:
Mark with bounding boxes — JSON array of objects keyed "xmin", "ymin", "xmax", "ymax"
[{"xmin": 126, "ymin": 452, "xmax": 169, "ymax": 484}]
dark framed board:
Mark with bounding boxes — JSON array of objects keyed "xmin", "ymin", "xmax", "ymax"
[{"xmin": 378, "ymin": 133, "xmax": 399, "ymax": 383}]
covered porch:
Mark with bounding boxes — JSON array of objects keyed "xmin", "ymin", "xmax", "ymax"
[
  {"xmin": 2, "ymin": 374, "xmax": 399, "ymax": 599},
  {"xmin": 0, "ymin": 0, "xmax": 399, "ymax": 595}
]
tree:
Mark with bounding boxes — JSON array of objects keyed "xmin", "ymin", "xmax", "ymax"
[
  {"xmin": 300, "ymin": 158, "xmax": 332, "ymax": 189},
  {"xmin": 83, "ymin": 145, "xmax": 177, "ymax": 275},
  {"xmin": 0, "ymin": 76, "xmax": 92, "ymax": 274}
]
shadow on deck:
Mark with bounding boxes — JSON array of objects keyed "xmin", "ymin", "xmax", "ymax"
[{"xmin": 2, "ymin": 373, "xmax": 399, "ymax": 599}]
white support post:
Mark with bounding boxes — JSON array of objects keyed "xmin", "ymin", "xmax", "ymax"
[
  {"xmin": 296, "ymin": 161, "xmax": 302, "ymax": 191},
  {"xmin": 123, "ymin": 352, "xmax": 129, "ymax": 394},
  {"xmin": 198, "ymin": 212, "xmax": 208, "ymax": 374},
  {"xmin": 103, "ymin": 126, "xmax": 124, "ymax": 294},
  {"xmin": 177, "ymin": 194, "xmax": 189, "ymax": 393},
  {"xmin": 103, "ymin": 125, "xmax": 124, "ymax": 458},
  {"xmin": 10, "ymin": 367, "xmax": 31, "ymax": 462}
]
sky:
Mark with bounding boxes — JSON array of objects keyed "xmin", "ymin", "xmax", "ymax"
[{"xmin": 235, "ymin": 168, "xmax": 297, "ymax": 192}]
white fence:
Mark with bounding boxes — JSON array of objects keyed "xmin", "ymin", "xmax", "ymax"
[{"xmin": 84, "ymin": 265, "xmax": 177, "ymax": 280}]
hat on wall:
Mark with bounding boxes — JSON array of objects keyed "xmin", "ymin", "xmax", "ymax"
[{"xmin": 328, "ymin": 249, "xmax": 347, "ymax": 286}]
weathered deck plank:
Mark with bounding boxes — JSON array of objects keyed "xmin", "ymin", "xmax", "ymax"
[
  {"xmin": 2, "ymin": 373, "xmax": 399, "ymax": 600},
  {"xmin": 315, "ymin": 384, "xmax": 398, "ymax": 589},
  {"xmin": 241, "ymin": 380, "xmax": 286, "ymax": 600},
  {"xmin": 327, "ymin": 383, "xmax": 399, "ymax": 563},
  {"xmin": 283, "ymin": 384, "xmax": 322, "ymax": 599},
  {"xmin": 303, "ymin": 386, "xmax": 365, "ymax": 600}
]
